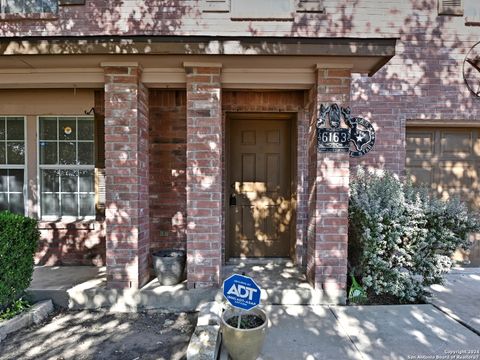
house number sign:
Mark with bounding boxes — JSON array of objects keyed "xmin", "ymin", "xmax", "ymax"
[{"xmin": 316, "ymin": 103, "xmax": 375, "ymax": 158}]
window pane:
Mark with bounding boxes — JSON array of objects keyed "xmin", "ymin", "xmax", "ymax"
[
  {"xmin": 39, "ymin": 118, "xmax": 57, "ymax": 141},
  {"xmin": 78, "ymin": 142, "xmax": 94, "ymax": 165},
  {"xmin": 42, "ymin": 0, "xmax": 57, "ymax": 13},
  {"xmin": 42, "ymin": 193, "xmax": 59, "ymax": 216},
  {"xmin": 8, "ymin": 169, "xmax": 24, "ymax": 192},
  {"xmin": 6, "ymin": 142, "xmax": 25, "ymax": 164},
  {"xmin": 466, "ymin": 0, "xmax": 480, "ymax": 17},
  {"xmin": 24, "ymin": 0, "xmax": 41, "ymax": 13},
  {"xmin": 0, "ymin": 193, "xmax": 7, "ymax": 211},
  {"xmin": 38, "ymin": 115, "xmax": 96, "ymax": 219},
  {"xmin": 0, "ymin": 118, "xmax": 5, "ymax": 141},
  {"xmin": 6, "ymin": 118, "xmax": 24, "ymax": 140},
  {"xmin": 40, "ymin": 142, "xmax": 57, "ymax": 164},
  {"xmin": 61, "ymin": 170, "xmax": 78, "ymax": 192},
  {"xmin": 59, "ymin": 142, "xmax": 76, "ymax": 165},
  {"xmin": 61, "ymin": 193, "xmax": 78, "ymax": 216},
  {"xmin": 78, "ymin": 119, "xmax": 94, "ymax": 140},
  {"xmin": 42, "ymin": 169, "xmax": 59, "ymax": 192},
  {"xmin": 3, "ymin": 0, "xmax": 57, "ymax": 13},
  {"xmin": 79, "ymin": 170, "xmax": 94, "ymax": 192},
  {"xmin": 0, "ymin": 144, "xmax": 5, "ymax": 164},
  {"xmin": 0, "ymin": 169, "xmax": 7, "ymax": 192},
  {"xmin": 9, "ymin": 193, "xmax": 24, "ymax": 214},
  {"xmin": 79, "ymin": 194, "xmax": 95, "ymax": 216},
  {"xmin": 4, "ymin": 0, "xmax": 24, "ymax": 13},
  {"xmin": 59, "ymin": 118, "xmax": 76, "ymax": 141}
]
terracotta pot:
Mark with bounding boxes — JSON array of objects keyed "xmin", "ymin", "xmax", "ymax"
[{"xmin": 221, "ymin": 307, "xmax": 267, "ymax": 360}]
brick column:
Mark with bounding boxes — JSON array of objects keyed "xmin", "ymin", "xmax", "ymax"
[
  {"xmin": 307, "ymin": 67, "xmax": 351, "ymax": 302},
  {"xmin": 184, "ymin": 63, "xmax": 223, "ymax": 289},
  {"xmin": 103, "ymin": 63, "xmax": 150, "ymax": 289}
]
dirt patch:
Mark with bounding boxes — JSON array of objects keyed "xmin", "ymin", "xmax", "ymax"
[{"xmin": 0, "ymin": 309, "xmax": 197, "ymax": 360}]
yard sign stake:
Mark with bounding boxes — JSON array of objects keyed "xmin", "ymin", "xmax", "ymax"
[{"xmin": 223, "ymin": 274, "xmax": 262, "ymax": 329}]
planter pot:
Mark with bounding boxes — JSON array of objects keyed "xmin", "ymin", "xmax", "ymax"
[
  {"xmin": 221, "ymin": 307, "xmax": 267, "ymax": 360},
  {"xmin": 152, "ymin": 250, "xmax": 186, "ymax": 286}
]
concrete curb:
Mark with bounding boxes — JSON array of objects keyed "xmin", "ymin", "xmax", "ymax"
[
  {"xmin": 0, "ymin": 300, "xmax": 54, "ymax": 343},
  {"xmin": 187, "ymin": 301, "xmax": 224, "ymax": 360}
]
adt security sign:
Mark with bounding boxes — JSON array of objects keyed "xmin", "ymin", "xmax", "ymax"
[{"xmin": 223, "ymin": 274, "xmax": 261, "ymax": 311}]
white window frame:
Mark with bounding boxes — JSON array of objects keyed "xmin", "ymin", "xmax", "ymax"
[
  {"xmin": 0, "ymin": 116, "xmax": 28, "ymax": 215},
  {"xmin": 37, "ymin": 115, "xmax": 95, "ymax": 221}
]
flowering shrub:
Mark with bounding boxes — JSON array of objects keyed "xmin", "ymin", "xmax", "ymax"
[{"xmin": 348, "ymin": 168, "xmax": 480, "ymax": 303}]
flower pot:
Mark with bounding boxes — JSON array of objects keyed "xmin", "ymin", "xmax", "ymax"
[
  {"xmin": 221, "ymin": 307, "xmax": 267, "ymax": 360},
  {"xmin": 151, "ymin": 249, "xmax": 186, "ymax": 286}
]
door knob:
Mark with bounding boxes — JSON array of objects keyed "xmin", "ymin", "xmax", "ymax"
[{"xmin": 229, "ymin": 193, "xmax": 237, "ymax": 206}]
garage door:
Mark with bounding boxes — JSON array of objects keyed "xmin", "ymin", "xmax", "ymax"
[{"xmin": 406, "ymin": 127, "xmax": 480, "ymax": 266}]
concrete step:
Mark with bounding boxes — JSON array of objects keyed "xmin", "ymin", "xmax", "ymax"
[
  {"xmin": 28, "ymin": 264, "xmax": 345, "ymax": 311},
  {"xmin": 28, "ymin": 284, "xmax": 341, "ymax": 311}
]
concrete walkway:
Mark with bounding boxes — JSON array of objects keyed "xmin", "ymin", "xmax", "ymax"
[
  {"xmin": 428, "ymin": 267, "xmax": 480, "ymax": 335},
  {"xmin": 220, "ymin": 304, "xmax": 480, "ymax": 360}
]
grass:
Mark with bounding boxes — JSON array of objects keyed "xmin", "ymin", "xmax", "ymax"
[{"xmin": 0, "ymin": 298, "xmax": 31, "ymax": 322}]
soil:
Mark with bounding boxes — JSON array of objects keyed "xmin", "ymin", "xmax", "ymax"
[
  {"xmin": 0, "ymin": 309, "xmax": 197, "ymax": 360},
  {"xmin": 347, "ymin": 289, "xmax": 427, "ymax": 305},
  {"xmin": 225, "ymin": 314, "xmax": 264, "ymax": 329},
  {"xmin": 364, "ymin": 291, "xmax": 426, "ymax": 305}
]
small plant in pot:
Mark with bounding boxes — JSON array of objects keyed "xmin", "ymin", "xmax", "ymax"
[
  {"xmin": 221, "ymin": 306, "xmax": 267, "ymax": 360},
  {"xmin": 151, "ymin": 249, "xmax": 186, "ymax": 286},
  {"xmin": 221, "ymin": 274, "xmax": 267, "ymax": 360}
]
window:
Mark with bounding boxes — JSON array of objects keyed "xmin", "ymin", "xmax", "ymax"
[
  {"xmin": 0, "ymin": 117, "xmax": 26, "ymax": 214},
  {"xmin": 438, "ymin": 0, "xmax": 464, "ymax": 16},
  {"xmin": 0, "ymin": 0, "xmax": 58, "ymax": 14},
  {"xmin": 38, "ymin": 116, "xmax": 95, "ymax": 219},
  {"xmin": 465, "ymin": 0, "xmax": 480, "ymax": 25}
]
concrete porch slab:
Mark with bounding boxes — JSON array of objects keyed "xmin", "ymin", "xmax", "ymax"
[
  {"xmin": 428, "ymin": 268, "xmax": 480, "ymax": 335},
  {"xmin": 223, "ymin": 260, "xmax": 345, "ymax": 305},
  {"xmin": 28, "ymin": 266, "xmax": 221, "ymax": 311},
  {"xmin": 28, "ymin": 261, "xmax": 345, "ymax": 311},
  {"xmin": 331, "ymin": 304, "xmax": 480, "ymax": 360},
  {"xmin": 28, "ymin": 266, "xmax": 107, "ymax": 308},
  {"xmin": 30, "ymin": 266, "xmax": 106, "ymax": 290}
]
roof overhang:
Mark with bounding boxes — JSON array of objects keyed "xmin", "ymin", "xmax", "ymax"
[{"xmin": 0, "ymin": 36, "xmax": 397, "ymax": 89}]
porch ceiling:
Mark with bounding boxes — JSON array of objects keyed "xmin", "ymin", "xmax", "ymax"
[{"xmin": 0, "ymin": 36, "xmax": 397, "ymax": 89}]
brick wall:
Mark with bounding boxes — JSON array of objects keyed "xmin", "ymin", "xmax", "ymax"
[
  {"xmin": 3, "ymin": 1, "xmax": 480, "ymax": 176},
  {"xmin": 185, "ymin": 65, "xmax": 223, "ymax": 288},
  {"xmin": 149, "ymin": 90, "xmax": 187, "ymax": 253},
  {"xmin": 35, "ymin": 222, "xmax": 105, "ymax": 266},
  {"xmin": 307, "ymin": 68, "xmax": 351, "ymax": 299},
  {"xmin": 34, "ymin": 90, "xmax": 106, "ymax": 267},
  {"xmin": 104, "ymin": 64, "xmax": 150, "ymax": 289},
  {"xmin": 149, "ymin": 90, "xmax": 310, "ymax": 267}
]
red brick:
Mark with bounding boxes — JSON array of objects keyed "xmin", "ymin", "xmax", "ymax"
[{"xmin": 104, "ymin": 65, "xmax": 150, "ymax": 290}]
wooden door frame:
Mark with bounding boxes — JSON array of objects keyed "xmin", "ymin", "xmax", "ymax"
[{"xmin": 224, "ymin": 112, "xmax": 297, "ymax": 262}]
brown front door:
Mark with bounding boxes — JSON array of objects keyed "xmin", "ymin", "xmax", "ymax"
[{"xmin": 228, "ymin": 117, "xmax": 293, "ymax": 258}]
